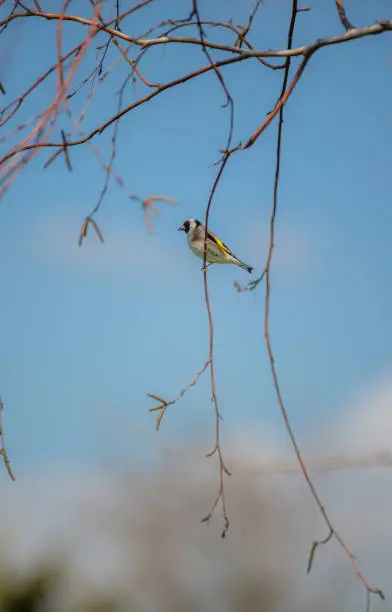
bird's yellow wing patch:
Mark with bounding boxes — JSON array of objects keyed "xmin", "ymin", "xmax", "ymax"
[{"xmin": 207, "ymin": 230, "xmax": 233, "ymax": 256}]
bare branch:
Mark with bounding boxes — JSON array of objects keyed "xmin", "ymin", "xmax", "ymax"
[
  {"xmin": 307, "ymin": 529, "xmax": 333, "ymax": 574},
  {"xmin": 0, "ymin": 44, "xmax": 82, "ymax": 130},
  {"xmin": 242, "ymin": 52, "xmax": 310, "ymax": 150},
  {"xmin": 256, "ymin": 2, "xmax": 384, "ymax": 608},
  {"xmin": 78, "ymin": 216, "xmax": 104, "ymax": 247},
  {"xmin": 335, "ymin": 0, "xmax": 355, "ymax": 31},
  {"xmin": 161, "ymin": 18, "xmax": 285, "ymax": 70},
  {"xmin": 85, "ymin": 70, "xmax": 129, "ymax": 221},
  {"xmin": 1, "ymin": 20, "xmax": 390, "ymax": 170},
  {"xmin": 234, "ymin": 0, "xmax": 262, "ymax": 48},
  {"xmin": 148, "ymin": 360, "xmax": 210, "ymax": 431},
  {"xmin": 0, "ymin": 396, "xmax": 15, "ymax": 481},
  {"xmin": 0, "ymin": 2, "xmax": 102, "ymax": 200},
  {"xmin": 0, "ymin": 8, "xmax": 390, "ymax": 62},
  {"xmin": 191, "ymin": 0, "xmax": 234, "ymax": 538}
]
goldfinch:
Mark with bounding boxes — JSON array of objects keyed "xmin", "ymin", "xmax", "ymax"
[{"xmin": 178, "ymin": 218, "xmax": 253, "ymax": 273}]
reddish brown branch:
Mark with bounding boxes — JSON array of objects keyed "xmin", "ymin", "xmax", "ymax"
[
  {"xmin": 192, "ymin": 0, "xmax": 233, "ymax": 538},
  {"xmin": 0, "ymin": 3, "xmax": 102, "ymax": 200},
  {"xmin": 78, "ymin": 216, "xmax": 104, "ymax": 246},
  {"xmin": 56, "ymin": 0, "xmax": 71, "ymax": 93},
  {"xmin": 259, "ymin": 2, "xmax": 384, "ymax": 608},
  {"xmin": 200, "ymin": 251, "xmax": 231, "ymax": 538},
  {"xmin": 234, "ymin": 0, "xmax": 262, "ymax": 48},
  {"xmin": 44, "ymin": 49, "xmax": 126, "ymax": 171},
  {"xmin": 336, "ymin": 0, "xmax": 354, "ymax": 31},
  {"xmin": 1, "ymin": 21, "xmax": 391, "ymax": 171},
  {"xmin": 242, "ymin": 52, "xmax": 310, "ymax": 149},
  {"xmin": 87, "ymin": 0, "xmax": 160, "ymax": 88},
  {"xmin": 0, "ymin": 44, "xmax": 82, "ymax": 129},
  {"xmin": 148, "ymin": 360, "xmax": 211, "ymax": 431}
]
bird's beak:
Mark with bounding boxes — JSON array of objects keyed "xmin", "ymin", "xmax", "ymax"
[{"xmin": 178, "ymin": 224, "xmax": 185, "ymax": 231}]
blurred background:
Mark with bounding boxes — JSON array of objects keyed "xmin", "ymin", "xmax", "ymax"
[{"xmin": 0, "ymin": 0, "xmax": 391, "ymax": 610}]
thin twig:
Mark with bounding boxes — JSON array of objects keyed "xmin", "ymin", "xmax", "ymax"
[
  {"xmin": 65, "ymin": 102, "xmax": 177, "ymax": 234},
  {"xmin": 115, "ymin": 0, "xmax": 121, "ymax": 30},
  {"xmin": 60, "ymin": 129, "xmax": 72, "ymax": 171},
  {"xmin": 87, "ymin": 0, "xmax": 160, "ymax": 87},
  {"xmin": 0, "ymin": 44, "xmax": 82, "ymax": 129},
  {"xmin": 234, "ymin": 270, "xmax": 266, "ymax": 293},
  {"xmin": 87, "ymin": 72, "xmax": 129, "ymax": 220},
  {"xmin": 242, "ymin": 51, "xmax": 311, "ymax": 149},
  {"xmin": 262, "ymin": 2, "xmax": 384, "ymax": 608},
  {"xmin": 0, "ymin": 396, "xmax": 15, "ymax": 481},
  {"xmin": 161, "ymin": 17, "xmax": 284, "ymax": 70},
  {"xmin": 234, "ymin": 0, "xmax": 263, "ymax": 48},
  {"xmin": 78, "ymin": 216, "xmax": 104, "ymax": 246},
  {"xmin": 148, "ymin": 360, "xmax": 211, "ymax": 431},
  {"xmin": 336, "ymin": 0, "xmax": 354, "ymax": 31},
  {"xmin": 193, "ymin": 0, "xmax": 233, "ymax": 539},
  {"xmin": 307, "ymin": 529, "xmax": 333, "ymax": 574}
]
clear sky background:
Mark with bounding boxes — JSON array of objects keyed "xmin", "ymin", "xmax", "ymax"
[{"xmin": 0, "ymin": 0, "xmax": 391, "ymax": 478}]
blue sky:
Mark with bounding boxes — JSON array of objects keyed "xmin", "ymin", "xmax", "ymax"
[{"xmin": 0, "ymin": 0, "xmax": 392, "ymax": 480}]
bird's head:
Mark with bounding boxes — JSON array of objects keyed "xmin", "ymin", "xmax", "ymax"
[{"xmin": 177, "ymin": 218, "xmax": 200, "ymax": 234}]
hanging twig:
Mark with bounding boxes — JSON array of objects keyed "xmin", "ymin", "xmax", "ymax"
[
  {"xmin": 260, "ymin": 2, "xmax": 384, "ymax": 609},
  {"xmin": 0, "ymin": 396, "xmax": 15, "ymax": 481}
]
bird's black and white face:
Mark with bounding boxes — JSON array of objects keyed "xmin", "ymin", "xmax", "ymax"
[{"xmin": 178, "ymin": 218, "xmax": 200, "ymax": 234}]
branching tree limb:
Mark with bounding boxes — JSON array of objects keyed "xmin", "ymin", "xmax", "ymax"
[
  {"xmin": 235, "ymin": 2, "xmax": 385, "ymax": 608},
  {"xmin": 1, "ymin": 18, "xmax": 391, "ymax": 170}
]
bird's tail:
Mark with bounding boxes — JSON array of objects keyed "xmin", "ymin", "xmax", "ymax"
[{"xmin": 238, "ymin": 261, "xmax": 253, "ymax": 274}]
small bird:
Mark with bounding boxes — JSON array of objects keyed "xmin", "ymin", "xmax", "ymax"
[{"xmin": 178, "ymin": 218, "xmax": 253, "ymax": 273}]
